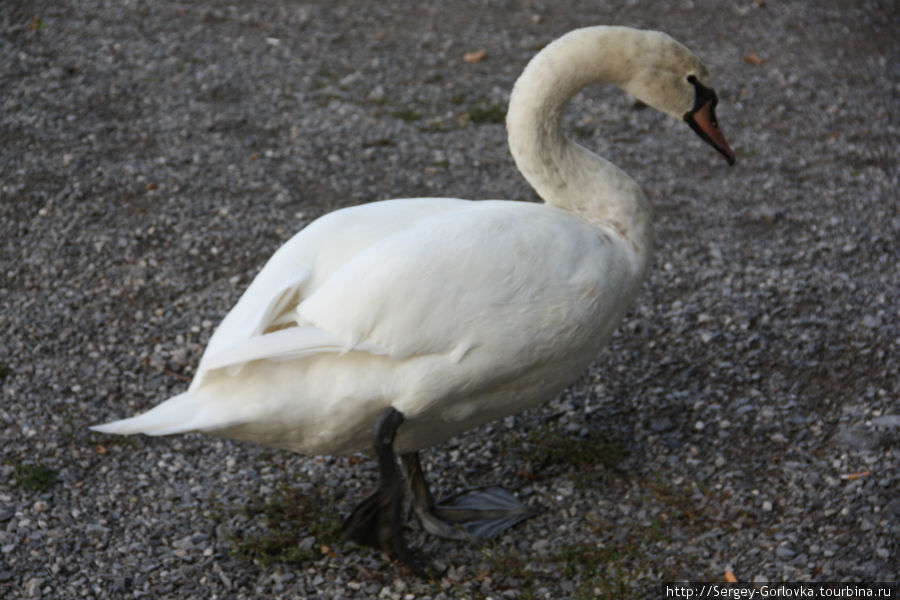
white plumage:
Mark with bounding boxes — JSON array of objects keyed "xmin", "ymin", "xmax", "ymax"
[
  {"xmin": 91, "ymin": 26, "xmax": 733, "ymax": 565},
  {"xmin": 93, "ymin": 197, "xmax": 646, "ymax": 454}
]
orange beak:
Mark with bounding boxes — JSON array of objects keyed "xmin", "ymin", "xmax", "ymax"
[{"xmin": 687, "ymin": 99, "xmax": 736, "ymax": 166}]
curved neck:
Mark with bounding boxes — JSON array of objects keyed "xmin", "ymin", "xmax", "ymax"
[{"xmin": 506, "ymin": 26, "xmax": 653, "ymax": 252}]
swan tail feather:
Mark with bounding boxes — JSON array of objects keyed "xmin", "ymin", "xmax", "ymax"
[{"xmin": 89, "ymin": 391, "xmax": 222, "ymax": 437}]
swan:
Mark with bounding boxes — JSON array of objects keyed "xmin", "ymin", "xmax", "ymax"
[{"xmin": 91, "ymin": 25, "xmax": 734, "ymax": 573}]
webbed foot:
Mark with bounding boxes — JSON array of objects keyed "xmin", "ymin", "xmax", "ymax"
[
  {"xmin": 433, "ymin": 485, "xmax": 538, "ymax": 540},
  {"xmin": 401, "ymin": 453, "xmax": 537, "ymax": 542},
  {"xmin": 342, "ymin": 485, "xmax": 429, "ymax": 576},
  {"xmin": 341, "ymin": 408, "xmax": 435, "ymax": 577}
]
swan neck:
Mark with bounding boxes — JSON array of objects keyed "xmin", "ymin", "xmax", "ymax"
[{"xmin": 506, "ymin": 27, "xmax": 653, "ymax": 251}]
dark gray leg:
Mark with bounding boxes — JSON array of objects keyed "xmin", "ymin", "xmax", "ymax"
[
  {"xmin": 342, "ymin": 408, "xmax": 426, "ymax": 575},
  {"xmin": 401, "ymin": 452, "xmax": 470, "ymax": 540},
  {"xmin": 401, "ymin": 451, "xmax": 537, "ymax": 542}
]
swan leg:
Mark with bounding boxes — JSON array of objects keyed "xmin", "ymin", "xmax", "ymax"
[
  {"xmin": 401, "ymin": 452, "xmax": 537, "ymax": 542},
  {"xmin": 342, "ymin": 408, "xmax": 428, "ymax": 576}
]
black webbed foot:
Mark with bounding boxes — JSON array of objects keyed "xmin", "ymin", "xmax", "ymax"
[
  {"xmin": 432, "ymin": 485, "xmax": 538, "ymax": 540},
  {"xmin": 401, "ymin": 452, "xmax": 537, "ymax": 543},
  {"xmin": 342, "ymin": 485, "xmax": 428, "ymax": 576},
  {"xmin": 341, "ymin": 408, "xmax": 432, "ymax": 577}
]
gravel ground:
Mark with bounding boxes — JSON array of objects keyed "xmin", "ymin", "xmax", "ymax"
[{"xmin": 2, "ymin": 0, "xmax": 897, "ymax": 598}]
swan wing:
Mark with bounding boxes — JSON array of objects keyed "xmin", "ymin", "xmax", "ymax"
[
  {"xmin": 298, "ymin": 201, "xmax": 638, "ymax": 369},
  {"xmin": 191, "ymin": 198, "xmax": 471, "ymax": 384},
  {"xmin": 200, "ymin": 326, "xmax": 389, "ymax": 372}
]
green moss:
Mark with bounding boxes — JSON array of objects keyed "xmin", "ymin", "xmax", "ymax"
[
  {"xmin": 463, "ymin": 431, "xmax": 720, "ymax": 597},
  {"xmin": 391, "ymin": 107, "xmax": 422, "ymax": 122},
  {"xmin": 558, "ymin": 540, "xmax": 642, "ymax": 598},
  {"xmin": 225, "ymin": 483, "xmax": 341, "ymax": 566},
  {"xmin": 476, "ymin": 531, "xmax": 647, "ymax": 599},
  {"xmin": 513, "ymin": 424, "xmax": 626, "ymax": 485},
  {"xmin": 644, "ymin": 475, "xmax": 701, "ymax": 526},
  {"xmin": 468, "ymin": 103, "xmax": 506, "ymax": 124},
  {"xmin": 417, "ymin": 122, "xmax": 452, "ymax": 134},
  {"xmin": 572, "ymin": 124, "xmax": 594, "ymax": 139},
  {"xmin": 12, "ymin": 462, "xmax": 59, "ymax": 492}
]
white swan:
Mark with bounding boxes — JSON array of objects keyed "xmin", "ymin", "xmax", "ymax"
[{"xmin": 92, "ymin": 25, "xmax": 734, "ymax": 573}]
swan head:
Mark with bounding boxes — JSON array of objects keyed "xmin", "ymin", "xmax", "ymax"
[{"xmin": 623, "ymin": 31, "xmax": 736, "ymax": 165}]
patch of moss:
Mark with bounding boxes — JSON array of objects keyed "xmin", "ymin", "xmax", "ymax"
[
  {"xmin": 0, "ymin": 361, "xmax": 12, "ymax": 381},
  {"xmin": 469, "ymin": 437, "xmax": 718, "ymax": 597},
  {"xmin": 514, "ymin": 424, "xmax": 626, "ymax": 484},
  {"xmin": 572, "ymin": 124, "xmax": 594, "ymax": 140},
  {"xmin": 468, "ymin": 103, "xmax": 506, "ymax": 124},
  {"xmin": 477, "ymin": 531, "xmax": 647, "ymax": 599},
  {"xmin": 644, "ymin": 474, "xmax": 701, "ymax": 526},
  {"xmin": 12, "ymin": 462, "xmax": 59, "ymax": 492},
  {"xmin": 557, "ymin": 540, "xmax": 642, "ymax": 598},
  {"xmin": 417, "ymin": 121, "xmax": 452, "ymax": 134},
  {"xmin": 391, "ymin": 107, "xmax": 422, "ymax": 122},
  {"xmin": 225, "ymin": 482, "xmax": 341, "ymax": 566}
]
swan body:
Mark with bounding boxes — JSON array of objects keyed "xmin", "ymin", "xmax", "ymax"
[
  {"xmin": 92, "ymin": 25, "xmax": 734, "ymax": 570},
  {"xmin": 95, "ymin": 197, "xmax": 644, "ymax": 455}
]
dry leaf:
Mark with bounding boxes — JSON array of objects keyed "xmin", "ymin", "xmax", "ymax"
[
  {"xmin": 841, "ymin": 470, "xmax": 870, "ymax": 480},
  {"xmin": 515, "ymin": 468, "xmax": 538, "ymax": 480},
  {"xmin": 165, "ymin": 368, "xmax": 191, "ymax": 382},
  {"xmin": 744, "ymin": 52, "xmax": 766, "ymax": 65},
  {"xmin": 464, "ymin": 49, "xmax": 487, "ymax": 63},
  {"xmin": 95, "ymin": 445, "xmax": 108, "ymax": 455},
  {"xmin": 725, "ymin": 570, "xmax": 738, "ymax": 583}
]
